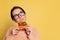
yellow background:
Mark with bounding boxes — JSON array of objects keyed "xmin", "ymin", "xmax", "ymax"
[{"xmin": 0, "ymin": 0, "xmax": 60, "ymax": 40}]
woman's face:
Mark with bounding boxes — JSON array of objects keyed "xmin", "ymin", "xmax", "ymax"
[{"xmin": 12, "ymin": 8, "xmax": 26, "ymax": 23}]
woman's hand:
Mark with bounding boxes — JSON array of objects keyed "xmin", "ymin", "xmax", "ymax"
[
  {"xmin": 12, "ymin": 26, "xmax": 30, "ymax": 35},
  {"xmin": 12, "ymin": 27, "xmax": 20, "ymax": 35}
]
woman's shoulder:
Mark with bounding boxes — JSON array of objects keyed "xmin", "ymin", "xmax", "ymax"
[
  {"xmin": 7, "ymin": 26, "xmax": 17, "ymax": 31},
  {"xmin": 6, "ymin": 26, "xmax": 16, "ymax": 35},
  {"xmin": 8, "ymin": 26, "xmax": 15, "ymax": 30}
]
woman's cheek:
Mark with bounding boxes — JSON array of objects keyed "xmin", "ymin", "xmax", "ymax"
[
  {"xmin": 22, "ymin": 16, "xmax": 26, "ymax": 21},
  {"xmin": 21, "ymin": 17, "xmax": 26, "ymax": 22}
]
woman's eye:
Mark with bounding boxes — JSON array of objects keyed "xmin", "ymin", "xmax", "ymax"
[
  {"xmin": 14, "ymin": 14, "xmax": 18, "ymax": 17},
  {"xmin": 20, "ymin": 11, "xmax": 23, "ymax": 13}
]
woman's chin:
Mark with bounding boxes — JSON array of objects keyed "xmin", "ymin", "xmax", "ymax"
[{"xmin": 16, "ymin": 20, "xmax": 26, "ymax": 23}]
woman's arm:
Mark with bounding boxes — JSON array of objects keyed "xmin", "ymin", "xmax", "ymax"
[
  {"xmin": 3, "ymin": 27, "xmax": 14, "ymax": 40},
  {"xmin": 32, "ymin": 28, "xmax": 40, "ymax": 40}
]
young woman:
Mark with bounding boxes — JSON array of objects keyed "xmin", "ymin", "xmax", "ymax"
[{"xmin": 3, "ymin": 6, "xmax": 39, "ymax": 40}]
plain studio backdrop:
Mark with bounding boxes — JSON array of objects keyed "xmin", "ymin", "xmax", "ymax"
[{"xmin": 0, "ymin": 0, "xmax": 60, "ymax": 40}]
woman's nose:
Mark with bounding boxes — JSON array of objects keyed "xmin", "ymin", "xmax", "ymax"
[{"xmin": 18, "ymin": 15, "xmax": 22, "ymax": 18}]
